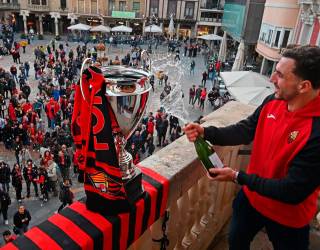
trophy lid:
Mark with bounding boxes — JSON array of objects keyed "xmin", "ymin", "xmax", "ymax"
[
  {"xmin": 102, "ymin": 66, "xmax": 151, "ymax": 96},
  {"xmin": 101, "ymin": 66, "xmax": 151, "ymax": 139}
]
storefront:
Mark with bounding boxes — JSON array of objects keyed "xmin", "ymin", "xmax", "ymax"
[{"xmin": 197, "ymin": 25, "xmax": 215, "ymax": 36}]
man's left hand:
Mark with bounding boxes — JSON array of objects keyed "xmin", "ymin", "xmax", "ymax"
[{"xmin": 207, "ymin": 167, "xmax": 237, "ymax": 182}]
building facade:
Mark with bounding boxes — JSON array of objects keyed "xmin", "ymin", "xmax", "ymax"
[
  {"xmin": 294, "ymin": 0, "xmax": 320, "ymax": 46},
  {"xmin": 196, "ymin": 0, "xmax": 224, "ymax": 36},
  {"xmin": 144, "ymin": 0, "xmax": 200, "ymax": 38},
  {"xmin": 256, "ymin": 0, "xmax": 300, "ymax": 76},
  {"xmin": 0, "ymin": 0, "xmax": 147, "ymax": 36},
  {"xmin": 221, "ymin": 0, "xmax": 265, "ymax": 66},
  {"xmin": 1, "ymin": 0, "xmax": 204, "ymax": 37}
]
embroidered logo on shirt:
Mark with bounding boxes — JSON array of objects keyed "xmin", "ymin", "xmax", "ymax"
[
  {"xmin": 267, "ymin": 114, "xmax": 276, "ymax": 120},
  {"xmin": 288, "ymin": 131, "xmax": 299, "ymax": 143}
]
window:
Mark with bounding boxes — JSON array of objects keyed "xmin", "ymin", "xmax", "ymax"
[
  {"xmin": 273, "ymin": 30, "xmax": 281, "ymax": 47},
  {"xmin": 167, "ymin": 0, "xmax": 177, "ymax": 18},
  {"xmin": 91, "ymin": 0, "xmax": 97, "ymax": 14},
  {"xmin": 132, "ymin": 2, "xmax": 140, "ymax": 12},
  {"xmin": 281, "ymin": 30, "xmax": 290, "ymax": 48},
  {"xmin": 150, "ymin": 0, "xmax": 159, "ymax": 15},
  {"xmin": 259, "ymin": 23, "xmax": 268, "ymax": 42},
  {"xmin": 267, "ymin": 29, "xmax": 273, "ymax": 44},
  {"xmin": 109, "ymin": 0, "xmax": 114, "ymax": 15},
  {"xmin": 30, "ymin": 0, "xmax": 47, "ymax": 4},
  {"xmin": 60, "ymin": 0, "xmax": 66, "ymax": 9},
  {"xmin": 119, "ymin": 1, "xmax": 126, "ymax": 11},
  {"xmin": 185, "ymin": 1, "xmax": 194, "ymax": 18},
  {"xmin": 78, "ymin": 0, "xmax": 84, "ymax": 12},
  {"xmin": 259, "ymin": 23, "xmax": 292, "ymax": 49}
]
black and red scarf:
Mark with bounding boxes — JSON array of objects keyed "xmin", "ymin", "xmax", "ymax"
[
  {"xmin": 71, "ymin": 66, "xmax": 126, "ymax": 202},
  {"xmin": 4, "ymin": 167, "xmax": 169, "ymax": 250}
]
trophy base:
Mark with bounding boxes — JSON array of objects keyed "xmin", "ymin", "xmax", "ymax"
[
  {"xmin": 85, "ymin": 168, "xmax": 144, "ymax": 216},
  {"xmin": 124, "ymin": 167, "xmax": 144, "ymax": 205}
]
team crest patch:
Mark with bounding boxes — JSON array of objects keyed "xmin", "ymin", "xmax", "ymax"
[
  {"xmin": 288, "ymin": 131, "xmax": 299, "ymax": 143},
  {"xmin": 88, "ymin": 171, "xmax": 109, "ymax": 193}
]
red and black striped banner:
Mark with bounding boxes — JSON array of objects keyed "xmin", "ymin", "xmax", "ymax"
[{"xmin": 2, "ymin": 167, "xmax": 169, "ymax": 250}]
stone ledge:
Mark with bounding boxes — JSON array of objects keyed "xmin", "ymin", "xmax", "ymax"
[{"xmin": 140, "ymin": 101, "xmax": 255, "ymax": 205}]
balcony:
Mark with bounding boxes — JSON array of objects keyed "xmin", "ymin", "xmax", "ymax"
[
  {"xmin": 200, "ymin": 17, "xmax": 222, "ymax": 23},
  {"xmin": 27, "ymin": 4, "xmax": 50, "ymax": 12},
  {"xmin": 200, "ymin": 3, "xmax": 223, "ymax": 11},
  {"xmin": 0, "ymin": 2, "xmax": 20, "ymax": 10},
  {"xmin": 298, "ymin": 0, "xmax": 313, "ymax": 4}
]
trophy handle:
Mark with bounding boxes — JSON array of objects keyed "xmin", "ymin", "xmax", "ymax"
[{"xmin": 79, "ymin": 57, "xmax": 93, "ymax": 103}]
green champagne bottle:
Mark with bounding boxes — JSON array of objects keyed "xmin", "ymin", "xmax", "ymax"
[{"xmin": 194, "ymin": 136, "xmax": 224, "ymax": 172}]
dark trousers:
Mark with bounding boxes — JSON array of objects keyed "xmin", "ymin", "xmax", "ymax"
[
  {"xmin": 1, "ymin": 182, "xmax": 9, "ymax": 193},
  {"xmin": 61, "ymin": 167, "xmax": 70, "ymax": 181},
  {"xmin": 202, "ymin": 78, "xmax": 206, "ymax": 87},
  {"xmin": 58, "ymin": 201, "xmax": 72, "ymax": 213},
  {"xmin": 1, "ymin": 207, "xmax": 8, "ymax": 220},
  {"xmin": 229, "ymin": 189, "xmax": 310, "ymax": 250},
  {"xmin": 14, "ymin": 183, "xmax": 22, "ymax": 200},
  {"xmin": 26, "ymin": 180, "xmax": 38, "ymax": 197},
  {"xmin": 189, "ymin": 95, "xmax": 195, "ymax": 105},
  {"xmin": 193, "ymin": 96, "xmax": 200, "ymax": 105}
]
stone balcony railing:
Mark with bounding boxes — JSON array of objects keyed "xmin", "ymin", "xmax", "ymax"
[
  {"xmin": 27, "ymin": 4, "xmax": 50, "ymax": 12},
  {"xmin": 0, "ymin": 3, "xmax": 20, "ymax": 10},
  {"xmin": 128, "ymin": 101, "xmax": 255, "ymax": 249}
]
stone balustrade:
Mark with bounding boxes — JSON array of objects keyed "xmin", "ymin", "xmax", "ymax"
[
  {"xmin": 129, "ymin": 101, "xmax": 255, "ymax": 249},
  {"xmin": 0, "ymin": 3, "xmax": 20, "ymax": 10},
  {"xmin": 27, "ymin": 4, "xmax": 50, "ymax": 12}
]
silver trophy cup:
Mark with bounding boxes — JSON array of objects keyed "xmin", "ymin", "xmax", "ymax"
[
  {"xmin": 79, "ymin": 57, "xmax": 151, "ymax": 210},
  {"xmin": 102, "ymin": 65, "xmax": 151, "ymax": 180}
]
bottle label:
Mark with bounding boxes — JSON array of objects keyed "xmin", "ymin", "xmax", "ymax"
[{"xmin": 209, "ymin": 153, "xmax": 224, "ymax": 168}]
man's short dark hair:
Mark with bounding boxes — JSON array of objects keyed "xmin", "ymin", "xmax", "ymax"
[
  {"xmin": 3, "ymin": 230, "xmax": 11, "ymax": 236},
  {"xmin": 282, "ymin": 45, "xmax": 320, "ymax": 89}
]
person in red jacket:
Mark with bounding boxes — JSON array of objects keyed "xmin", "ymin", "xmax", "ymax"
[
  {"xmin": 183, "ymin": 45, "xmax": 320, "ymax": 250},
  {"xmin": 147, "ymin": 117, "xmax": 154, "ymax": 135},
  {"xmin": 45, "ymin": 98, "xmax": 59, "ymax": 129},
  {"xmin": 22, "ymin": 100, "xmax": 32, "ymax": 114},
  {"xmin": 8, "ymin": 101, "xmax": 16, "ymax": 122},
  {"xmin": 215, "ymin": 60, "xmax": 221, "ymax": 75}
]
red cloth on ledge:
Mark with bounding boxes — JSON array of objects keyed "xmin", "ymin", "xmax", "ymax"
[{"xmin": 2, "ymin": 167, "xmax": 169, "ymax": 250}]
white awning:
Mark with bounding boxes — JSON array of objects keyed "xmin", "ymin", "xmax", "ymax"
[
  {"xmin": 111, "ymin": 25, "xmax": 132, "ymax": 33},
  {"xmin": 90, "ymin": 25, "xmax": 111, "ymax": 33},
  {"xmin": 197, "ymin": 34, "xmax": 223, "ymax": 41},
  {"xmin": 67, "ymin": 23, "xmax": 92, "ymax": 31},
  {"xmin": 221, "ymin": 71, "xmax": 275, "ymax": 106}
]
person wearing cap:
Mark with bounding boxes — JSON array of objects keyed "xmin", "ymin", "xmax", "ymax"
[{"xmin": 183, "ymin": 45, "xmax": 320, "ymax": 249}]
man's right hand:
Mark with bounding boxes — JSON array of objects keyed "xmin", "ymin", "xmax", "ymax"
[{"xmin": 183, "ymin": 123, "xmax": 204, "ymax": 142}]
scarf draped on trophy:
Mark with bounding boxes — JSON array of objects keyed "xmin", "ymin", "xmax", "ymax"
[{"xmin": 72, "ymin": 65, "xmax": 132, "ymax": 214}]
